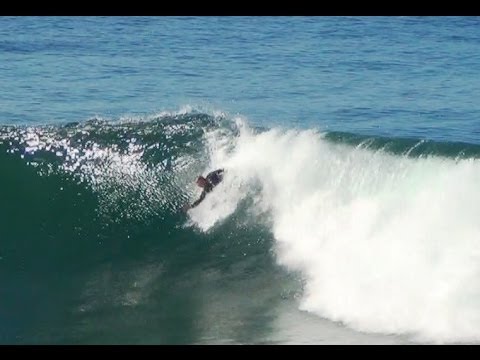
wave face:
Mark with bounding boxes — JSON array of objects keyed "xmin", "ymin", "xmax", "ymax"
[{"xmin": 2, "ymin": 111, "xmax": 480, "ymax": 343}]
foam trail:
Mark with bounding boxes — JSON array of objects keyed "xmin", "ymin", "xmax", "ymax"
[{"xmin": 191, "ymin": 117, "xmax": 480, "ymax": 343}]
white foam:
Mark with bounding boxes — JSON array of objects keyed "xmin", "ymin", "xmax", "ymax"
[{"xmin": 190, "ymin": 118, "xmax": 480, "ymax": 343}]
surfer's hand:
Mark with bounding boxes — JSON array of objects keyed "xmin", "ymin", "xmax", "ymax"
[{"xmin": 182, "ymin": 204, "xmax": 191, "ymax": 212}]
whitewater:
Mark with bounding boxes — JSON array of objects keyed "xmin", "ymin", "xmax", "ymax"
[{"xmin": 186, "ymin": 115, "xmax": 480, "ymax": 343}]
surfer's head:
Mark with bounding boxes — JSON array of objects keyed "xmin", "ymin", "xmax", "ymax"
[{"xmin": 196, "ymin": 176, "xmax": 208, "ymax": 188}]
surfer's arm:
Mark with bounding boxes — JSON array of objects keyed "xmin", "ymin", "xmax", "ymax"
[{"xmin": 190, "ymin": 190, "xmax": 206, "ymax": 209}]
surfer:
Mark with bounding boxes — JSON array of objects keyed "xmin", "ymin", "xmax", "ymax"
[{"xmin": 183, "ymin": 169, "xmax": 224, "ymax": 211}]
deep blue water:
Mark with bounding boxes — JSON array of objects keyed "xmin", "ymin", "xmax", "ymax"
[{"xmin": 1, "ymin": 16, "xmax": 480, "ymax": 142}]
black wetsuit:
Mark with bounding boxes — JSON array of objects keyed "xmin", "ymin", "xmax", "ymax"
[{"xmin": 191, "ymin": 169, "xmax": 224, "ymax": 208}]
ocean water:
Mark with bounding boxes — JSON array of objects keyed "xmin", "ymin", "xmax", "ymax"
[{"xmin": 1, "ymin": 16, "xmax": 480, "ymax": 344}]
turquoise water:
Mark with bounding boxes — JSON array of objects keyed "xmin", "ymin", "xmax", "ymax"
[{"xmin": 1, "ymin": 16, "xmax": 480, "ymax": 344}]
